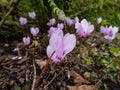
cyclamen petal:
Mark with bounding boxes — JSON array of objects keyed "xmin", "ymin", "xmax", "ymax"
[
  {"xmin": 19, "ymin": 17, "xmax": 27, "ymax": 25},
  {"xmin": 47, "ymin": 18, "xmax": 56, "ymax": 26},
  {"xmin": 81, "ymin": 19, "xmax": 89, "ymax": 32},
  {"xmin": 47, "ymin": 30, "xmax": 76, "ymax": 63},
  {"xmin": 28, "ymin": 11, "xmax": 36, "ymax": 19},
  {"xmin": 63, "ymin": 34, "xmax": 76, "ymax": 55},
  {"xmin": 46, "ymin": 45, "xmax": 54, "ymax": 58},
  {"xmin": 57, "ymin": 23, "xmax": 64, "ymax": 30},
  {"xmin": 75, "ymin": 19, "xmax": 94, "ymax": 37},
  {"xmin": 30, "ymin": 27, "xmax": 39, "ymax": 36},
  {"xmin": 58, "ymin": 14, "xmax": 64, "ymax": 21},
  {"xmin": 65, "ymin": 17, "xmax": 74, "ymax": 27},
  {"xmin": 74, "ymin": 17, "xmax": 79, "ymax": 23},
  {"xmin": 23, "ymin": 37, "xmax": 30, "ymax": 45},
  {"xmin": 97, "ymin": 17, "xmax": 102, "ymax": 24},
  {"xmin": 48, "ymin": 27, "xmax": 57, "ymax": 37},
  {"xmin": 48, "ymin": 27, "xmax": 63, "ymax": 37},
  {"xmin": 100, "ymin": 25, "xmax": 118, "ymax": 41}
]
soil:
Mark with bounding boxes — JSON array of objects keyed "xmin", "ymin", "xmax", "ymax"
[{"xmin": 0, "ymin": 33, "xmax": 120, "ymax": 90}]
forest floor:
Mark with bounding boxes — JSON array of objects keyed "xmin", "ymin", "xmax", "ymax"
[{"xmin": 0, "ymin": 32, "xmax": 120, "ymax": 90}]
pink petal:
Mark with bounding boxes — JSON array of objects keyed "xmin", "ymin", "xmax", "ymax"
[
  {"xmin": 46, "ymin": 45, "xmax": 54, "ymax": 58},
  {"xmin": 81, "ymin": 19, "xmax": 88, "ymax": 32},
  {"xmin": 63, "ymin": 34, "xmax": 76, "ymax": 55}
]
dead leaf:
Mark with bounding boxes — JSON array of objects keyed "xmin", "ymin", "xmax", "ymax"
[
  {"xmin": 35, "ymin": 59, "xmax": 47, "ymax": 69},
  {"xmin": 67, "ymin": 85, "xmax": 98, "ymax": 90},
  {"xmin": 72, "ymin": 71, "xmax": 90, "ymax": 84}
]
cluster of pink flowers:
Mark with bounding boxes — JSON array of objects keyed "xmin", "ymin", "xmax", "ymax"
[
  {"xmin": 19, "ymin": 11, "xmax": 40, "ymax": 45},
  {"xmin": 46, "ymin": 16, "xmax": 119, "ymax": 63},
  {"xmin": 100, "ymin": 26, "xmax": 118, "ymax": 42},
  {"xmin": 19, "ymin": 13, "xmax": 119, "ymax": 63},
  {"xmin": 22, "ymin": 26, "xmax": 40, "ymax": 45},
  {"xmin": 46, "ymin": 16, "xmax": 78, "ymax": 63},
  {"xmin": 19, "ymin": 11, "xmax": 36, "ymax": 26}
]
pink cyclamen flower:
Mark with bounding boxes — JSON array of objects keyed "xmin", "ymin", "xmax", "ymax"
[
  {"xmin": 19, "ymin": 17, "xmax": 27, "ymax": 25},
  {"xmin": 100, "ymin": 26, "xmax": 118, "ymax": 42},
  {"xmin": 58, "ymin": 14, "xmax": 65, "ymax": 21},
  {"xmin": 74, "ymin": 17, "xmax": 79, "ymax": 23},
  {"xmin": 30, "ymin": 27, "xmax": 39, "ymax": 36},
  {"xmin": 46, "ymin": 30, "xmax": 76, "ymax": 63},
  {"xmin": 65, "ymin": 17, "xmax": 74, "ymax": 27},
  {"xmin": 48, "ymin": 27, "xmax": 63, "ymax": 37},
  {"xmin": 28, "ymin": 11, "xmax": 36, "ymax": 19},
  {"xmin": 97, "ymin": 17, "xmax": 102, "ymax": 24},
  {"xmin": 23, "ymin": 37, "xmax": 30, "ymax": 45},
  {"xmin": 47, "ymin": 18, "xmax": 56, "ymax": 26},
  {"xmin": 48, "ymin": 27, "xmax": 57, "ymax": 37},
  {"xmin": 57, "ymin": 23, "xmax": 64, "ymax": 30},
  {"xmin": 100, "ymin": 26, "xmax": 112, "ymax": 35},
  {"xmin": 75, "ymin": 19, "xmax": 94, "ymax": 37}
]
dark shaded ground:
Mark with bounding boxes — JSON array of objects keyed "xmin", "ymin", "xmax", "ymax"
[{"xmin": 0, "ymin": 32, "xmax": 120, "ymax": 90}]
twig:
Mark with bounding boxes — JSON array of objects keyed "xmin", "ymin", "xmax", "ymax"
[
  {"xmin": 34, "ymin": 58, "xmax": 50, "ymax": 89},
  {"xmin": 0, "ymin": 0, "xmax": 20, "ymax": 27},
  {"xmin": 34, "ymin": 51, "xmax": 55, "ymax": 89},
  {"xmin": 44, "ymin": 73, "xmax": 56, "ymax": 89},
  {"xmin": 17, "ymin": 51, "xmax": 28, "ymax": 64},
  {"xmin": 31, "ymin": 60, "xmax": 36, "ymax": 90}
]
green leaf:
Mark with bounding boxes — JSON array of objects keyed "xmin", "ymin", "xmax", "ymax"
[
  {"xmin": 84, "ymin": 58, "xmax": 92, "ymax": 65},
  {"xmin": 91, "ymin": 71, "xmax": 98, "ymax": 78},
  {"xmin": 74, "ymin": 65, "xmax": 80, "ymax": 71},
  {"xmin": 15, "ymin": 86, "xmax": 21, "ymax": 90},
  {"xmin": 110, "ymin": 47, "xmax": 120, "ymax": 57}
]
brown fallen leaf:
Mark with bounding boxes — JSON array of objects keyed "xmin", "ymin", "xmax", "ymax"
[
  {"xmin": 35, "ymin": 59, "xmax": 47, "ymax": 69},
  {"xmin": 72, "ymin": 71, "xmax": 90, "ymax": 84},
  {"xmin": 67, "ymin": 85, "xmax": 98, "ymax": 90}
]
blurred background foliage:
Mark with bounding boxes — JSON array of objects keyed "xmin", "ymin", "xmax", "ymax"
[
  {"xmin": 65, "ymin": 0, "xmax": 120, "ymax": 26},
  {"xmin": 0, "ymin": 0, "xmax": 120, "ymax": 39}
]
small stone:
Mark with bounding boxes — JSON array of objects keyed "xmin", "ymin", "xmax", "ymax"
[{"xmin": 84, "ymin": 72, "xmax": 90, "ymax": 79}]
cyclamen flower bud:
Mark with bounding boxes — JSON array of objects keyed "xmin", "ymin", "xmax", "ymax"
[
  {"xmin": 19, "ymin": 17, "xmax": 27, "ymax": 25},
  {"xmin": 28, "ymin": 11, "xmax": 36, "ymax": 19},
  {"xmin": 23, "ymin": 37, "xmax": 30, "ymax": 45}
]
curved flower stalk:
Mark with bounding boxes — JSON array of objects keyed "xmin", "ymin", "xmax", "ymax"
[
  {"xmin": 46, "ymin": 30, "xmax": 76, "ymax": 63},
  {"xmin": 30, "ymin": 27, "xmax": 39, "ymax": 36},
  {"xmin": 19, "ymin": 17, "xmax": 27, "ymax": 25},
  {"xmin": 28, "ymin": 11, "xmax": 36, "ymax": 19},
  {"xmin": 100, "ymin": 26, "xmax": 118, "ymax": 42},
  {"xmin": 75, "ymin": 19, "xmax": 94, "ymax": 37}
]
